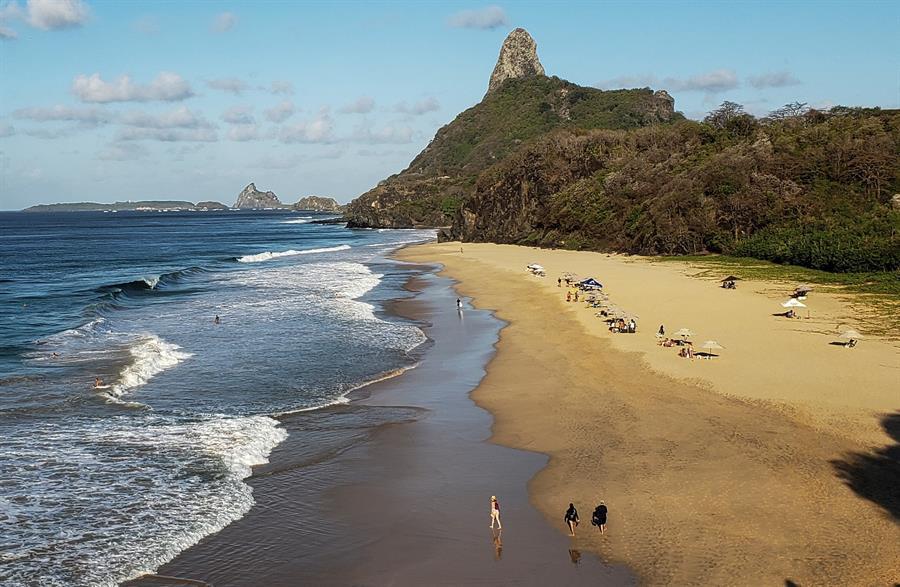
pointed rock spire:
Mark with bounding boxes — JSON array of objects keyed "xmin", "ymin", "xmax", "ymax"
[{"xmin": 487, "ymin": 28, "xmax": 545, "ymax": 95}]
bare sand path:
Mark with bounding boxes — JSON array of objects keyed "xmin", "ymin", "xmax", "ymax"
[{"xmin": 399, "ymin": 242, "xmax": 900, "ymax": 586}]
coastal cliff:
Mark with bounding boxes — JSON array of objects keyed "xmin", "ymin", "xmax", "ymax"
[{"xmin": 345, "ymin": 28, "xmax": 678, "ymax": 229}]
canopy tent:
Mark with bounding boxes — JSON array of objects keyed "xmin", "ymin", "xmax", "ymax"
[{"xmin": 579, "ymin": 277, "xmax": 603, "ymax": 288}]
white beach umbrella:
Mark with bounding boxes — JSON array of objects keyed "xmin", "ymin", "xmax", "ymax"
[
  {"xmin": 781, "ymin": 299, "xmax": 806, "ymax": 308},
  {"xmin": 840, "ymin": 329, "xmax": 863, "ymax": 339},
  {"xmin": 701, "ymin": 340, "xmax": 724, "ymax": 359},
  {"xmin": 674, "ymin": 328, "xmax": 694, "ymax": 338}
]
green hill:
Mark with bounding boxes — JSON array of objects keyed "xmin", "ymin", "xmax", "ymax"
[{"xmin": 345, "ymin": 75, "xmax": 680, "ymax": 228}]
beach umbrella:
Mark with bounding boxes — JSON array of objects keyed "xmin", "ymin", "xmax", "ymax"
[
  {"xmin": 840, "ymin": 329, "xmax": 863, "ymax": 339},
  {"xmin": 795, "ymin": 284, "xmax": 813, "ymax": 292},
  {"xmin": 721, "ymin": 275, "xmax": 740, "ymax": 282},
  {"xmin": 674, "ymin": 328, "xmax": 693, "ymax": 338},
  {"xmin": 701, "ymin": 340, "xmax": 724, "ymax": 358},
  {"xmin": 782, "ymin": 299, "xmax": 806, "ymax": 308}
]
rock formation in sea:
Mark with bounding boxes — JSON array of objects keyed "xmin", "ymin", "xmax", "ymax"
[
  {"xmin": 233, "ymin": 183, "xmax": 288, "ymax": 209},
  {"xmin": 487, "ymin": 27, "xmax": 545, "ymax": 95},
  {"xmin": 292, "ymin": 195, "xmax": 343, "ymax": 212}
]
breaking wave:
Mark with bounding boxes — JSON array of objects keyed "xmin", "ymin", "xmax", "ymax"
[{"xmin": 236, "ymin": 244, "xmax": 351, "ymax": 263}]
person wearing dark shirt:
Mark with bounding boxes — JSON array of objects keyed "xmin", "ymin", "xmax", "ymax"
[
  {"xmin": 564, "ymin": 503, "xmax": 579, "ymax": 536},
  {"xmin": 591, "ymin": 502, "xmax": 608, "ymax": 534}
]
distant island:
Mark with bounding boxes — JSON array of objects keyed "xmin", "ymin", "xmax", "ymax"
[{"xmin": 23, "ymin": 184, "xmax": 345, "ymax": 214}]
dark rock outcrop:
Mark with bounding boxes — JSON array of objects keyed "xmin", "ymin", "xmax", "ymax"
[
  {"xmin": 234, "ymin": 183, "xmax": 288, "ymax": 209},
  {"xmin": 292, "ymin": 195, "xmax": 343, "ymax": 212},
  {"xmin": 487, "ymin": 28, "xmax": 545, "ymax": 95}
]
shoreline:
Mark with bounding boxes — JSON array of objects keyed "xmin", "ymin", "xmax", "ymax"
[
  {"xmin": 396, "ymin": 242, "xmax": 900, "ymax": 585},
  {"xmin": 125, "ymin": 251, "xmax": 634, "ymax": 586}
]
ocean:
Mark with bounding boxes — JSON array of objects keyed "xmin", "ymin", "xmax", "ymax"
[{"xmin": 0, "ymin": 210, "xmax": 433, "ymax": 586}]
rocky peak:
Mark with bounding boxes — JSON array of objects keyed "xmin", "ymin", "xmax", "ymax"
[
  {"xmin": 487, "ymin": 28, "xmax": 545, "ymax": 95},
  {"xmin": 234, "ymin": 182, "xmax": 286, "ymax": 209}
]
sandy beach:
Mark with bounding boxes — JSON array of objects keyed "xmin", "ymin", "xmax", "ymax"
[{"xmin": 398, "ymin": 242, "xmax": 900, "ymax": 586}]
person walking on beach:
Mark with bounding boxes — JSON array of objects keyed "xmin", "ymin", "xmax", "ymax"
[
  {"xmin": 564, "ymin": 503, "xmax": 579, "ymax": 536},
  {"xmin": 658, "ymin": 324, "xmax": 665, "ymax": 337},
  {"xmin": 490, "ymin": 496, "xmax": 502, "ymax": 529},
  {"xmin": 457, "ymin": 298, "xmax": 463, "ymax": 311},
  {"xmin": 591, "ymin": 502, "xmax": 608, "ymax": 534}
]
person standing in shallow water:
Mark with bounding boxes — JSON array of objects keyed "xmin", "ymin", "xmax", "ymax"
[
  {"xmin": 457, "ymin": 298, "xmax": 463, "ymax": 311},
  {"xmin": 591, "ymin": 502, "xmax": 608, "ymax": 534},
  {"xmin": 564, "ymin": 503, "xmax": 579, "ymax": 536},
  {"xmin": 490, "ymin": 496, "xmax": 501, "ymax": 529}
]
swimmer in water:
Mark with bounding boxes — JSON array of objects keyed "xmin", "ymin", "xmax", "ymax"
[
  {"xmin": 214, "ymin": 315, "xmax": 221, "ymax": 325},
  {"xmin": 94, "ymin": 377, "xmax": 103, "ymax": 388}
]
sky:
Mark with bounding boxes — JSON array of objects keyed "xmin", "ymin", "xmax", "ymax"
[{"xmin": 0, "ymin": 1, "xmax": 897, "ymax": 210}]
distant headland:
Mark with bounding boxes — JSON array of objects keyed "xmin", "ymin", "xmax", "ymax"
[{"xmin": 23, "ymin": 183, "xmax": 344, "ymax": 213}]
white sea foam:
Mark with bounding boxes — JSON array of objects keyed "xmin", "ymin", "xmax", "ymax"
[
  {"xmin": 237, "ymin": 244, "xmax": 351, "ymax": 263},
  {"xmin": 0, "ymin": 413, "xmax": 286, "ymax": 587},
  {"xmin": 142, "ymin": 275, "xmax": 160, "ymax": 289},
  {"xmin": 108, "ymin": 334, "xmax": 191, "ymax": 398},
  {"xmin": 280, "ymin": 217, "xmax": 313, "ymax": 224}
]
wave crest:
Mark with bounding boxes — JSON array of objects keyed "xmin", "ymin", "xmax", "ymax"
[{"xmin": 236, "ymin": 244, "xmax": 351, "ymax": 263}]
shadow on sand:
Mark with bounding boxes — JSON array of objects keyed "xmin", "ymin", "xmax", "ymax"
[{"xmin": 830, "ymin": 411, "xmax": 900, "ymax": 522}]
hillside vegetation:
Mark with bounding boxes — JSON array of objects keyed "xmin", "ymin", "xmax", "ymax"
[
  {"xmin": 451, "ymin": 105, "xmax": 900, "ymax": 273},
  {"xmin": 345, "ymin": 76, "xmax": 679, "ymax": 228}
]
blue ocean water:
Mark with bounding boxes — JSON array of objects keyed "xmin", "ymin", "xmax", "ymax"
[{"xmin": 0, "ymin": 210, "xmax": 432, "ymax": 586}]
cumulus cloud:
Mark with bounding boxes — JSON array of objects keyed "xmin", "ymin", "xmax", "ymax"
[
  {"xmin": 596, "ymin": 69, "xmax": 739, "ymax": 94},
  {"xmin": 226, "ymin": 123, "xmax": 260, "ymax": 141},
  {"xmin": 211, "ymin": 11, "xmax": 236, "ymax": 33},
  {"xmin": 394, "ymin": 96, "xmax": 440, "ymax": 115},
  {"xmin": 72, "ymin": 71, "xmax": 194, "ymax": 103},
  {"xmin": 27, "ymin": 0, "xmax": 89, "ymax": 30},
  {"xmin": 264, "ymin": 100, "xmax": 295, "ymax": 123},
  {"xmin": 97, "ymin": 142, "xmax": 148, "ymax": 161},
  {"xmin": 270, "ymin": 80, "xmax": 294, "ymax": 95},
  {"xmin": 206, "ymin": 77, "xmax": 248, "ymax": 95},
  {"xmin": 0, "ymin": 24, "xmax": 16, "ymax": 40},
  {"xmin": 22, "ymin": 126, "xmax": 77, "ymax": 139},
  {"xmin": 448, "ymin": 5, "xmax": 507, "ymax": 30},
  {"xmin": 117, "ymin": 127, "xmax": 218, "ymax": 142},
  {"xmin": 351, "ymin": 123, "xmax": 414, "ymax": 144},
  {"xmin": 13, "ymin": 105, "xmax": 112, "ymax": 126},
  {"xmin": 747, "ymin": 71, "xmax": 801, "ymax": 89},
  {"xmin": 221, "ymin": 104, "xmax": 254, "ymax": 124},
  {"xmin": 339, "ymin": 96, "xmax": 375, "ymax": 114},
  {"xmin": 119, "ymin": 106, "xmax": 213, "ymax": 129},
  {"xmin": 278, "ymin": 112, "xmax": 334, "ymax": 144}
]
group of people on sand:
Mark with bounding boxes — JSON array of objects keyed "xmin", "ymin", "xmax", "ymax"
[
  {"xmin": 563, "ymin": 501, "xmax": 608, "ymax": 536},
  {"xmin": 490, "ymin": 496, "xmax": 608, "ymax": 537}
]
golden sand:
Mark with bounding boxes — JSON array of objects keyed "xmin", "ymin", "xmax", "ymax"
[{"xmin": 398, "ymin": 242, "xmax": 900, "ymax": 586}]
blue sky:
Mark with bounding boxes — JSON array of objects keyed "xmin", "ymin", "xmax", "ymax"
[{"xmin": 1, "ymin": 1, "xmax": 897, "ymax": 210}]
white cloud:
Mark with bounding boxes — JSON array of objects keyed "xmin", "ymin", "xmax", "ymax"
[
  {"xmin": 226, "ymin": 123, "xmax": 260, "ymax": 141},
  {"xmin": 448, "ymin": 5, "xmax": 507, "ymax": 30},
  {"xmin": 27, "ymin": 0, "xmax": 88, "ymax": 30},
  {"xmin": 14, "ymin": 105, "xmax": 112, "ymax": 125},
  {"xmin": 339, "ymin": 96, "xmax": 375, "ymax": 114},
  {"xmin": 0, "ymin": 24, "xmax": 16, "ymax": 39},
  {"xmin": 352, "ymin": 123, "xmax": 414, "ymax": 144},
  {"xmin": 596, "ymin": 69, "xmax": 739, "ymax": 94},
  {"xmin": 747, "ymin": 71, "xmax": 801, "ymax": 89},
  {"xmin": 120, "ymin": 106, "xmax": 213, "ymax": 129},
  {"xmin": 221, "ymin": 104, "xmax": 254, "ymax": 124},
  {"xmin": 117, "ymin": 127, "xmax": 218, "ymax": 142},
  {"xmin": 270, "ymin": 80, "xmax": 294, "ymax": 95},
  {"xmin": 211, "ymin": 11, "xmax": 236, "ymax": 33},
  {"xmin": 0, "ymin": 122, "xmax": 15, "ymax": 137},
  {"xmin": 394, "ymin": 96, "xmax": 439, "ymax": 115},
  {"xmin": 279, "ymin": 112, "xmax": 334, "ymax": 144},
  {"xmin": 253, "ymin": 153, "xmax": 303, "ymax": 169},
  {"xmin": 264, "ymin": 100, "xmax": 295, "ymax": 123},
  {"xmin": 97, "ymin": 142, "xmax": 148, "ymax": 161},
  {"xmin": 666, "ymin": 69, "xmax": 739, "ymax": 93},
  {"xmin": 72, "ymin": 71, "xmax": 194, "ymax": 103},
  {"xmin": 22, "ymin": 126, "xmax": 77, "ymax": 139},
  {"xmin": 206, "ymin": 77, "xmax": 248, "ymax": 95}
]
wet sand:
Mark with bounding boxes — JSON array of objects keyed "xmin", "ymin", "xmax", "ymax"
[
  {"xmin": 397, "ymin": 242, "xmax": 900, "ymax": 585},
  {"xmin": 125, "ymin": 268, "xmax": 633, "ymax": 585}
]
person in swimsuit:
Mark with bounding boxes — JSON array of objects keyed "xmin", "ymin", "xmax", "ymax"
[
  {"xmin": 564, "ymin": 503, "xmax": 579, "ymax": 536},
  {"xmin": 214, "ymin": 315, "xmax": 221, "ymax": 324},
  {"xmin": 490, "ymin": 496, "xmax": 501, "ymax": 529},
  {"xmin": 592, "ymin": 502, "xmax": 608, "ymax": 534},
  {"xmin": 93, "ymin": 377, "xmax": 103, "ymax": 388},
  {"xmin": 457, "ymin": 298, "xmax": 463, "ymax": 310}
]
